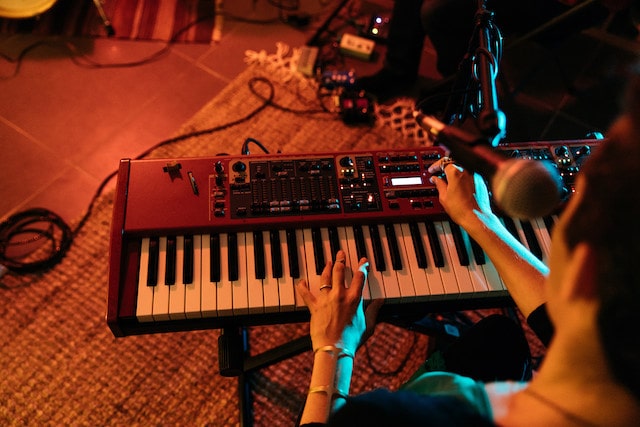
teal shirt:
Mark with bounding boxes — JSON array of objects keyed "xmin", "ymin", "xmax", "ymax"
[{"xmin": 400, "ymin": 371, "xmax": 495, "ymax": 420}]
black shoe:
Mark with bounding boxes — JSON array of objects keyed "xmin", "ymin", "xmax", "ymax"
[{"xmin": 356, "ymin": 68, "xmax": 417, "ymax": 103}]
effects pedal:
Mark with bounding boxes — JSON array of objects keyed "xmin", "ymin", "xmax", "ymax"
[{"xmin": 339, "ymin": 33, "xmax": 375, "ymax": 61}]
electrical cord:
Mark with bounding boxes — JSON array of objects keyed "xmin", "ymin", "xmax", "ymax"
[{"xmin": 0, "ymin": 208, "xmax": 73, "ymax": 274}]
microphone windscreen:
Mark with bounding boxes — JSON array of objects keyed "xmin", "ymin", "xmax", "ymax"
[{"xmin": 491, "ymin": 159, "xmax": 563, "ymax": 219}]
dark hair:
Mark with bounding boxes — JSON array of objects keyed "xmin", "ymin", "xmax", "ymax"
[{"xmin": 563, "ymin": 64, "xmax": 640, "ymax": 401}]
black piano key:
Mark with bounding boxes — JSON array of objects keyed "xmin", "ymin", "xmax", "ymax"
[
  {"xmin": 183, "ymin": 235, "xmax": 194, "ymax": 284},
  {"xmin": 368, "ymin": 225, "xmax": 386, "ymax": 272},
  {"xmin": 147, "ymin": 236, "xmax": 159, "ymax": 286},
  {"xmin": 409, "ymin": 222, "xmax": 428, "ymax": 268},
  {"xmin": 210, "ymin": 233, "xmax": 221, "ymax": 282},
  {"xmin": 425, "ymin": 221, "xmax": 444, "ymax": 268},
  {"xmin": 328, "ymin": 226, "xmax": 341, "ymax": 261},
  {"xmin": 448, "ymin": 221, "xmax": 469, "ymax": 267},
  {"xmin": 469, "ymin": 236, "xmax": 486, "ymax": 265},
  {"xmin": 165, "ymin": 236, "xmax": 177, "ymax": 285},
  {"xmin": 501, "ymin": 216, "xmax": 521, "ymax": 243},
  {"xmin": 253, "ymin": 231, "xmax": 266, "ymax": 280},
  {"xmin": 311, "ymin": 227, "xmax": 325, "ymax": 275},
  {"xmin": 286, "ymin": 229, "xmax": 300, "ymax": 278},
  {"xmin": 384, "ymin": 224, "xmax": 403, "ymax": 270},
  {"xmin": 543, "ymin": 215, "xmax": 556, "ymax": 235},
  {"xmin": 352, "ymin": 225, "xmax": 368, "ymax": 260},
  {"xmin": 520, "ymin": 220, "xmax": 543, "ymax": 260},
  {"xmin": 228, "ymin": 233, "xmax": 239, "ymax": 281},
  {"xmin": 270, "ymin": 230, "xmax": 283, "ymax": 279}
]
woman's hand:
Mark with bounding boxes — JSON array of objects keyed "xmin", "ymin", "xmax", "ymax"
[
  {"xmin": 428, "ymin": 157, "xmax": 493, "ymax": 226},
  {"xmin": 295, "ymin": 250, "xmax": 379, "ymax": 355}
]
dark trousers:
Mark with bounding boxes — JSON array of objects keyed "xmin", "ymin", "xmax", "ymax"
[{"xmin": 409, "ymin": 314, "xmax": 533, "ymax": 383}]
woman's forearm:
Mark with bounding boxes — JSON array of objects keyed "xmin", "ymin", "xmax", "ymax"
[
  {"xmin": 300, "ymin": 346, "xmax": 355, "ymax": 424},
  {"xmin": 460, "ymin": 209, "xmax": 549, "ymax": 317}
]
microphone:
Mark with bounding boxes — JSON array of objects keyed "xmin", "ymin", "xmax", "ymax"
[{"xmin": 414, "ymin": 111, "xmax": 563, "ymax": 219}]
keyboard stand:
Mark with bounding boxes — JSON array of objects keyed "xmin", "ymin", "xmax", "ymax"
[{"xmin": 218, "ymin": 327, "xmax": 312, "ymax": 427}]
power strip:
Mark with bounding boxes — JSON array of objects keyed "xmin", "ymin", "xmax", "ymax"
[{"xmin": 339, "ymin": 33, "xmax": 375, "ymax": 61}]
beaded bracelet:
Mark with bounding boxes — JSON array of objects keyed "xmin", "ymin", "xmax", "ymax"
[
  {"xmin": 308, "ymin": 385, "xmax": 348, "ymax": 400},
  {"xmin": 313, "ymin": 345, "xmax": 355, "ymax": 360}
]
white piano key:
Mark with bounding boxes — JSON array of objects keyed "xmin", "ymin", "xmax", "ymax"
[
  {"xmin": 168, "ymin": 235, "xmax": 187, "ymax": 320},
  {"xmin": 391, "ymin": 223, "xmax": 417, "ymax": 302},
  {"xmin": 303, "ymin": 228, "xmax": 321, "ymax": 289},
  {"xmin": 245, "ymin": 231, "xmax": 265, "ymax": 314},
  {"xmin": 361, "ymin": 225, "xmax": 385, "ymax": 300},
  {"xmin": 457, "ymin": 228, "xmax": 495, "ymax": 296},
  {"xmin": 261, "ymin": 230, "xmax": 280, "ymax": 313},
  {"xmin": 200, "ymin": 234, "xmax": 217, "ymax": 318},
  {"xmin": 416, "ymin": 222, "xmax": 448, "ymax": 300},
  {"xmin": 136, "ymin": 237, "xmax": 154, "ymax": 322},
  {"xmin": 376, "ymin": 224, "xmax": 402, "ymax": 303},
  {"xmin": 277, "ymin": 229, "xmax": 296, "ymax": 312},
  {"xmin": 398, "ymin": 223, "xmax": 430, "ymax": 302},
  {"xmin": 294, "ymin": 228, "xmax": 309, "ymax": 311},
  {"xmin": 320, "ymin": 227, "xmax": 333, "ymax": 265},
  {"xmin": 217, "ymin": 233, "xmax": 233, "ymax": 317},
  {"xmin": 151, "ymin": 236, "xmax": 170, "ymax": 321},
  {"xmin": 184, "ymin": 235, "xmax": 203, "ymax": 318},
  {"xmin": 232, "ymin": 232, "xmax": 250, "ymax": 315},
  {"xmin": 531, "ymin": 217, "xmax": 553, "ymax": 264},
  {"xmin": 339, "ymin": 226, "xmax": 359, "ymax": 293},
  {"xmin": 435, "ymin": 221, "xmax": 473, "ymax": 297}
]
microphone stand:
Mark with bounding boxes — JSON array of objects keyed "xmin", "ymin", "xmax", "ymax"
[{"xmin": 439, "ymin": 0, "xmax": 505, "ymax": 146}]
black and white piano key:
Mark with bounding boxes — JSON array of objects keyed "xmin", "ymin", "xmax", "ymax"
[
  {"xmin": 137, "ymin": 237, "xmax": 154, "ymax": 321},
  {"xmin": 285, "ymin": 228, "xmax": 300, "ymax": 279},
  {"xmin": 374, "ymin": 224, "xmax": 402, "ymax": 302},
  {"xmin": 165, "ymin": 235, "xmax": 177, "ymax": 286},
  {"xmin": 201, "ymin": 234, "xmax": 219, "ymax": 318},
  {"xmin": 151, "ymin": 236, "xmax": 170, "ymax": 321},
  {"xmin": 183, "ymin": 234, "xmax": 194, "ymax": 285},
  {"xmin": 245, "ymin": 231, "xmax": 265, "ymax": 314},
  {"xmin": 352, "ymin": 225, "xmax": 368, "ymax": 260},
  {"xmin": 215, "ymin": 233, "xmax": 234, "ymax": 316},
  {"xmin": 183, "ymin": 235, "xmax": 203, "ymax": 319},
  {"xmin": 276, "ymin": 229, "xmax": 297, "ymax": 312},
  {"xmin": 437, "ymin": 221, "xmax": 475, "ymax": 296},
  {"xmin": 424, "ymin": 220, "xmax": 445, "ymax": 268},
  {"xmin": 147, "ymin": 236, "xmax": 159, "ymax": 286},
  {"xmin": 456, "ymin": 227, "xmax": 506, "ymax": 296},
  {"xmin": 397, "ymin": 223, "xmax": 430, "ymax": 301},
  {"xmin": 448, "ymin": 222, "xmax": 470, "ymax": 267},
  {"xmin": 167, "ymin": 235, "xmax": 187, "ymax": 320},
  {"xmin": 270, "ymin": 230, "xmax": 283, "ymax": 279},
  {"xmin": 231, "ymin": 232, "xmax": 250, "ymax": 315},
  {"xmin": 209, "ymin": 233, "xmax": 221, "ymax": 282},
  {"xmin": 310, "ymin": 227, "xmax": 325, "ymax": 275},
  {"xmin": 360, "ymin": 225, "xmax": 386, "ymax": 301},
  {"xmin": 519, "ymin": 220, "xmax": 543, "ymax": 261},
  {"xmin": 252, "ymin": 230, "xmax": 266, "ymax": 280},
  {"xmin": 415, "ymin": 222, "xmax": 449, "ymax": 300},
  {"xmin": 293, "ymin": 228, "xmax": 309, "ymax": 310},
  {"xmin": 408, "ymin": 222, "xmax": 428, "ymax": 269}
]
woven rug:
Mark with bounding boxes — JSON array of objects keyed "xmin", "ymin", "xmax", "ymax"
[{"xmin": 0, "ymin": 45, "xmax": 544, "ymax": 426}]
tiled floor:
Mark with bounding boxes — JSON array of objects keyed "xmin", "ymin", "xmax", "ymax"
[{"xmin": 0, "ymin": 0, "xmax": 636, "ymax": 228}]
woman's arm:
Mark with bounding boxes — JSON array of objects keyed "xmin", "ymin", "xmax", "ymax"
[
  {"xmin": 295, "ymin": 250, "xmax": 373, "ymax": 424},
  {"xmin": 429, "ymin": 161, "xmax": 549, "ymax": 317}
]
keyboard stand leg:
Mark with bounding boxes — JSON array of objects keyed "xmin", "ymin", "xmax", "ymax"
[{"xmin": 218, "ymin": 327, "xmax": 312, "ymax": 427}]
